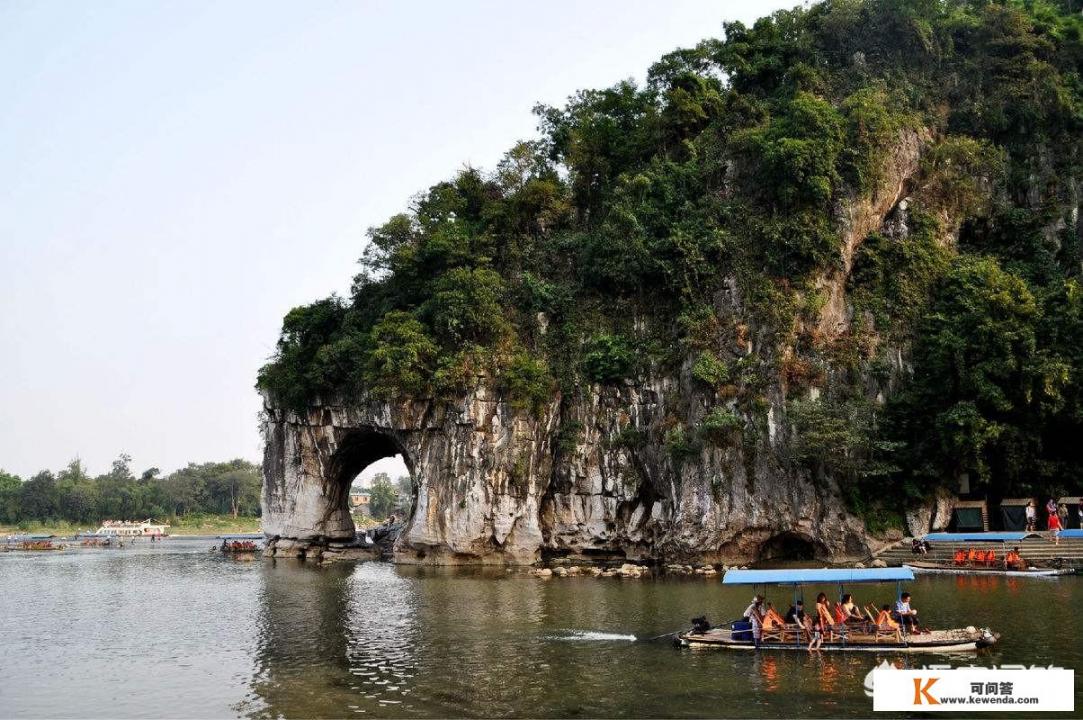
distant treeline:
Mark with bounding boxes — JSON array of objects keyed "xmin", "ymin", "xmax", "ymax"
[{"xmin": 0, "ymin": 455, "xmax": 261, "ymax": 525}]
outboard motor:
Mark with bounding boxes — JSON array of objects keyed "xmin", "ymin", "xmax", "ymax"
[{"xmin": 691, "ymin": 616, "xmax": 711, "ymax": 634}]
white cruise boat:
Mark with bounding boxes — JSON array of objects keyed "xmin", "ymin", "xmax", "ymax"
[{"xmin": 93, "ymin": 519, "xmax": 170, "ymax": 537}]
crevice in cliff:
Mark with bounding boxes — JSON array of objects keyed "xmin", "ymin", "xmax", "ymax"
[{"xmin": 756, "ymin": 531, "xmax": 827, "ymax": 563}]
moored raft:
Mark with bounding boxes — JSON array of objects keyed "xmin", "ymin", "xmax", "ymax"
[
  {"xmin": 903, "ymin": 561, "xmax": 1072, "ymax": 577},
  {"xmin": 906, "ymin": 531, "xmax": 1076, "ymax": 576},
  {"xmin": 677, "ymin": 568, "xmax": 999, "ymax": 653}
]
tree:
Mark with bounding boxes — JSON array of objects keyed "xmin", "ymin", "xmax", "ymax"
[
  {"xmin": 890, "ymin": 256, "xmax": 1059, "ymax": 496},
  {"xmin": 20, "ymin": 471, "xmax": 58, "ymax": 521},
  {"xmin": 0, "ymin": 470, "xmax": 22, "ymax": 524},
  {"xmin": 394, "ymin": 475, "xmax": 413, "ymax": 514},
  {"xmin": 208, "ymin": 466, "xmax": 261, "ymax": 517},
  {"xmin": 368, "ymin": 474, "xmax": 397, "ymax": 520}
]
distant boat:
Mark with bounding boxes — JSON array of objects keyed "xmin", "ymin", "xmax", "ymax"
[{"xmin": 92, "ymin": 519, "xmax": 170, "ymax": 538}]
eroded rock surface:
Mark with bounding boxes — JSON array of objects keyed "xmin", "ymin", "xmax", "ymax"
[{"xmin": 261, "ymin": 373, "xmax": 891, "ymax": 565}]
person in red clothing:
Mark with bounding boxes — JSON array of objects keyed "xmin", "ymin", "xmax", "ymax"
[{"xmin": 1048, "ymin": 510, "xmax": 1062, "ymax": 545}]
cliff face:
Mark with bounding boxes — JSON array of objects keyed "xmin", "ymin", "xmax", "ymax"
[
  {"xmin": 261, "ymin": 133, "xmax": 934, "ymax": 565},
  {"xmin": 260, "ymin": 381, "xmax": 877, "ymax": 565}
]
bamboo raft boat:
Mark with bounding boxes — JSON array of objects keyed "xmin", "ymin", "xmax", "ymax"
[
  {"xmin": 677, "ymin": 568, "xmax": 999, "ymax": 653},
  {"xmin": 214, "ymin": 535, "xmax": 262, "ymax": 556},
  {"xmin": 904, "ymin": 561, "xmax": 1072, "ymax": 577}
]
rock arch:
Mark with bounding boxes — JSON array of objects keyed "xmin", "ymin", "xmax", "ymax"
[
  {"xmin": 259, "ymin": 396, "xmax": 551, "ymax": 563},
  {"xmin": 261, "ymin": 409, "xmax": 410, "ymax": 548}
]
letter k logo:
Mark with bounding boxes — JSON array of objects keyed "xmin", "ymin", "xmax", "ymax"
[{"xmin": 913, "ymin": 677, "xmax": 940, "ymax": 705}]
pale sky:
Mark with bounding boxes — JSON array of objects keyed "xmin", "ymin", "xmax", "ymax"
[{"xmin": 0, "ymin": 0, "xmax": 794, "ymax": 482}]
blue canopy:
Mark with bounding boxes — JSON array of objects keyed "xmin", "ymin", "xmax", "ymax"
[
  {"xmin": 722, "ymin": 568, "xmax": 913, "ymax": 585},
  {"xmin": 1060, "ymin": 529, "xmax": 1083, "ymax": 539},
  {"xmin": 924, "ymin": 532, "xmax": 1038, "ymax": 542}
]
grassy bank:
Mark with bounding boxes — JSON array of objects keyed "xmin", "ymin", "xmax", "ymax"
[{"xmin": 0, "ymin": 514, "xmax": 262, "ymax": 537}]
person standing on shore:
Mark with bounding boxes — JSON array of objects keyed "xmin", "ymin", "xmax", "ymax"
[
  {"xmin": 1025, "ymin": 501, "xmax": 1037, "ymax": 531},
  {"xmin": 1048, "ymin": 510, "xmax": 1062, "ymax": 545}
]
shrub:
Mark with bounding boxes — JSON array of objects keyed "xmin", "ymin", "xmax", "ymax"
[
  {"xmin": 691, "ymin": 351, "xmax": 731, "ymax": 388},
  {"xmin": 366, "ymin": 311, "xmax": 438, "ymax": 398},
  {"xmin": 700, "ymin": 408, "xmax": 744, "ymax": 446},
  {"xmin": 501, "ymin": 351, "xmax": 554, "ymax": 415},
  {"xmin": 423, "ymin": 267, "xmax": 509, "ymax": 345},
  {"xmin": 583, "ymin": 334, "xmax": 635, "ymax": 384}
]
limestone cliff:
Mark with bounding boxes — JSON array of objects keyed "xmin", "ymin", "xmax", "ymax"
[
  {"xmin": 260, "ymin": 380, "xmax": 878, "ymax": 565},
  {"xmin": 260, "ymin": 132, "xmax": 933, "ymax": 565}
]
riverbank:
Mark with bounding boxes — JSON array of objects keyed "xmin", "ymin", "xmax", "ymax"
[{"xmin": 0, "ymin": 514, "xmax": 262, "ymax": 537}]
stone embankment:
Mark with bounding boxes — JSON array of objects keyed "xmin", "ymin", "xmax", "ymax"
[{"xmin": 521, "ymin": 561, "xmax": 748, "ymax": 579}]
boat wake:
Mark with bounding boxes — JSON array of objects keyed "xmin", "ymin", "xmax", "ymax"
[{"xmin": 548, "ymin": 630, "xmax": 637, "ymax": 642}]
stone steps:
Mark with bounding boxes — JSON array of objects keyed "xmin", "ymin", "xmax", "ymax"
[{"xmin": 877, "ymin": 536, "xmax": 1083, "ymax": 567}]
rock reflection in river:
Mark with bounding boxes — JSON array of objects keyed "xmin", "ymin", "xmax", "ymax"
[{"xmin": 1, "ymin": 540, "xmax": 1081, "ymax": 718}]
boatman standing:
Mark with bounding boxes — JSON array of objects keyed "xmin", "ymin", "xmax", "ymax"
[{"xmin": 743, "ymin": 595, "xmax": 764, "ymax": 647}]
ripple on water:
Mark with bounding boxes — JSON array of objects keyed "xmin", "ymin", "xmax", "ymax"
[{"xmin": 1, "ymin": 544, "xmax": 1082, "ymax": 718}]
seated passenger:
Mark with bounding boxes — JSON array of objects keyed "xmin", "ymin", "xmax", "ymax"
[
  {"xmin": 1006, "ymin": 547, "xmax": 1025, "ymax": 569},
  {"xmin": 953, "ymin": 549, "xmax": 967, "ymax": 565},
  {"xmin": 894, "ymin": 592, "xmax": 921, "ymax": 632},
  {"xmin": 874, "ymin": 604, "xmax": 903, "ymax": 641},
  {"xmin": 785, "ymin": 600, "xmax": 807, "ymax": 627},
  {"xmin": 839, "ymin": 593, "xmax": 864, "ymax": 624},
  {"xmin": 967, "ymin": 548, "xmax": 979, "ymax": 564}
]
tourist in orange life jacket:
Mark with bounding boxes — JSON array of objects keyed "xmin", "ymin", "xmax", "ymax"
[
  {"xmin": 875, "ymin": 604, "xmax": 903, "ymax": 641},
  {"xmin": 1005, "ymin": 547, "xmax": 1025, "ymax": 569},
  {"xmin": 815, "ymin": 593, "xmax": 835, "ymax": 638}
]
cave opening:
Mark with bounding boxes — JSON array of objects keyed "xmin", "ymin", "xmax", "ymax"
[
  {"xmin": 756, "ymin": 532, "xmax": 822, "ymax": 563},
  {"xmin": 329, "ymin": 429, "xmax": 415, "ymax": 537}
]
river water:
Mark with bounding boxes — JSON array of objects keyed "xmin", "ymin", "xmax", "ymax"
[{"xmin": 0, "ymin": 538, "xmax": 1079, "ymax": 718}]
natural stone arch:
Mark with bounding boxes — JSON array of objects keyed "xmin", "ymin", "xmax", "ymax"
[
  {"xmin": 326, "ymin": 428, "xmax": 412, "ymax": 530},
  {"xmin": 260, "ymin": 404, "xmax": 418, "ymax": 549}
]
